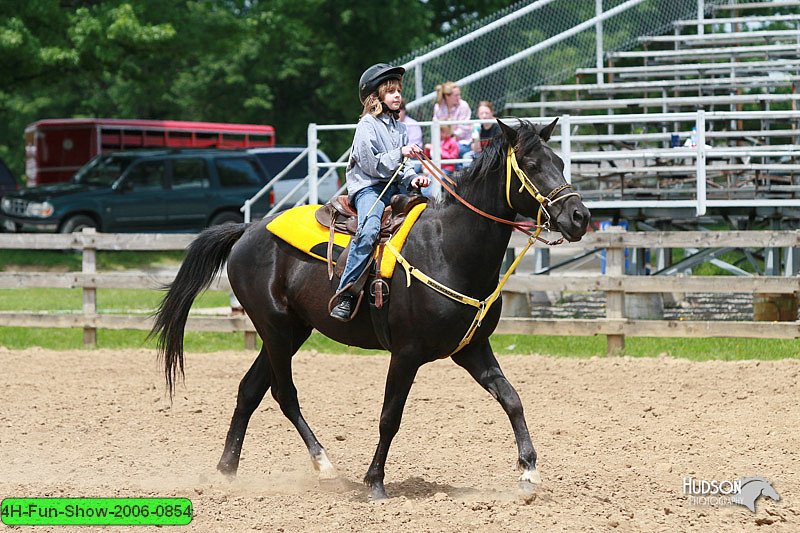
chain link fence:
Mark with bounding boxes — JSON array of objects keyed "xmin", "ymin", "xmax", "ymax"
[{"xmin": 396, "ymin": 0, "xmax": 730, "ymax": 122}]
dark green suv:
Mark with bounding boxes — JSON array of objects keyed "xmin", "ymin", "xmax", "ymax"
[{"xmin": 0, "ymin": 149, "xmax": 271, "ymax": 233}]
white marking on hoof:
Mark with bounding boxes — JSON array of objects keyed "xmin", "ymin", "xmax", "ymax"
[
  {"xmin": 312, "ymin": 450, "xmax": 338, "ymax": 480},
  {"xmin": 519, "ymin": 467, "xmax": 542, "ymax": 485}
]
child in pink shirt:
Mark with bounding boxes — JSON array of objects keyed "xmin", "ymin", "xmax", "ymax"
[{"xmin": 439, "ymin": 125, "xmax": 459, "ymax": 175}]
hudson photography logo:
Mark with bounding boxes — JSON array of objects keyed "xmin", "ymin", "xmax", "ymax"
[{"xmin": 683, "ymin": 476, "xmax": 781, "ymax": 512}]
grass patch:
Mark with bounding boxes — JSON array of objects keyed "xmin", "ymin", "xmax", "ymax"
[
  {"xmin": 491, "ymin": 334, "xmax": 800, "ymax": 360},
  {"xmin": 0, "ymin": 328, "xmax": 382, "ymax": 354},
  {"xmin": 0, "ymin": 288, "xmax": 229, "ymax": 312},
  {"xmin": 0, "ymin": 327, "xmax": 249, "ymax": 351},
  {"xmin": 1, "ymin": 328, "xmax": 797, "ymax": 361},
  {"xmin": 0, "ymin": 250, "xmax": 184, "ymax": 272}
]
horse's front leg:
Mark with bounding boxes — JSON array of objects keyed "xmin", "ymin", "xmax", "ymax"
[
  {"xmin": 452, "ymin": 340, "xmax": 541, "ymax": 491},
  {"xmin": 364, "ymin": 354, "xmax": 421, "ymax": 500}
]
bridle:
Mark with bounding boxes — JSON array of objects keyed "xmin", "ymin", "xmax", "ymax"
[
  {"xmin": 415, "ymin": 145, "xmax": 580, "ymax": 245},
  {"xmin": 380, "ymin": 143, "xmax": 583, "ymax": 357},
  {"xmin": 504, "ymin": 145, "xmax": 581, "ymax": 235}
]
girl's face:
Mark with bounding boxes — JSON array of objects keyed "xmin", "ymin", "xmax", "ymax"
[
  {"xmin": 477, "ymin": 105, "xmax": 494, "ymax": 121},
  {"xmin": 445, "ymin": 87, "xmax": 461, "ymax": 107},
  {"xmin": 382, "ymin": 86, "xmax": 402, "ymax": 111}
]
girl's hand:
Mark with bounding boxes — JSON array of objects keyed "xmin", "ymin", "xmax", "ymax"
[
  {"xmin": 410, "ymin": 175, "xmax": 430, "ymax": 189},
  {"xmin": 402, "ymin": 144, "xmax": 422, "ymax": 158}
]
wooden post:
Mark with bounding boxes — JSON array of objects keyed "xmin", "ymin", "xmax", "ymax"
[
  {"xmin": 81, "ymin": 228, "xmax": 97, "ymax": 346},
  {"xmin": 604, "ymin": 230, "xmax": 625, "ymax": 355},
  {"xmin": 244, "ymin": 330, "xmax": 257, "ymax": 351},
  {"xmin": 231, "ymin": 301, "xmax": 257, "ymax": 350}
]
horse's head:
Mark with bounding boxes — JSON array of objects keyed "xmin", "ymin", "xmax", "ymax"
[{"xmin": 497, "ymin": 118, "xmax": 590, "ymax": 242}]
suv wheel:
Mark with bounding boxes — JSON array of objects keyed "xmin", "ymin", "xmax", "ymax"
[
  {"xmin": 60, "ymin": 215, "xmax": 97, "ymax": 234},
  {"xmin": 209, "ymin": 212, "xmax": 243, "ymax": 226}
]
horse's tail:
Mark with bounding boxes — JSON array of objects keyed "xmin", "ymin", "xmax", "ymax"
[{"xmin": 150, "ymin": 223, "xmax": 248, "ymax": 398}]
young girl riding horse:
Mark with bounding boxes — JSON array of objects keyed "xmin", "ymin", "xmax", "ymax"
[{"xmin": 330, "ymin": 63, "xmax": 430, "ymax": 321}]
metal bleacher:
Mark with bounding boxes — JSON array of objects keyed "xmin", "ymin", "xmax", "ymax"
[{"xmin": 506, "ymin": 0, "xmax": 800, "ymax": 228}]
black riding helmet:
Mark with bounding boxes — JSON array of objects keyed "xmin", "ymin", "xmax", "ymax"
[{"xmin": 358, "ymin": 63, "xmax": 405, "ymax": 104}]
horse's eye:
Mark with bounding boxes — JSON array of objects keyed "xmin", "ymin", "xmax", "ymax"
[{"xmin": 523, "ymin": 158, "xmax": 539, "ymax": 170}]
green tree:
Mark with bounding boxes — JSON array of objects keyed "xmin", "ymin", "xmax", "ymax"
[{"xmin": 0, "ymin": 0, "xmax": 515, "ymax": 183}]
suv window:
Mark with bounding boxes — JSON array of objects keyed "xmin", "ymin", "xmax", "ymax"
[
  {"xmin": 172, "ymin": 158, "xmax": 209, "ymax": 189},
  {"xmin": 75, "ymin": 154, "xmax": 136, "ymax": 186},
  {"xmin": 125, "ymin": 160, "xmax": 166, "ymax": 191},
  {"xmin": 216, "ymin": 157, "xmax": 263, "ymax": 187}
]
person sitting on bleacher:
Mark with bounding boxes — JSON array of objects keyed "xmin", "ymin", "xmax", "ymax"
[{"xmin": 432, "ymin": 81, "xmax": 472, "ymax": 158}]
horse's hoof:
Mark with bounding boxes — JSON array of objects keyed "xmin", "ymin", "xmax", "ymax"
[
  {"xmin": 519, "ymin": 467, "xmax": 542, "ymax": 485},
  {"xmin": 369, "ymin": 487, "xmax": 389, "ymax": 501},
  {"xmin": 517, "ymin": 481, "xmax": 539, "ymax": 503},
  {"xmin": 366, "ymin": 480, "xmax": 388, "ymax": 501},
  {"xmin": 216, "ymin": 462, "xmax": 238, "ymax": 480},
  {"xmin": 312, "ymin": 451, "xmax": 338, "ymax": 481}
]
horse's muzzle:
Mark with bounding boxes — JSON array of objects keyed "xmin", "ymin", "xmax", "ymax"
[{"xmin": 558, "ymin": 201, "xmax": 591, "ymax": 242}]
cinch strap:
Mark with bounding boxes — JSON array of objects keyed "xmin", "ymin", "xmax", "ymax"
[{"xmin": 385, "ymin": 231, "xmax": 538, "ymax": 357}]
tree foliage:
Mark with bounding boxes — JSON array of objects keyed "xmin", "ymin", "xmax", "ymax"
[{"xmin": 0, "ymin": 0, "xmax": 511, "ymax": 181}]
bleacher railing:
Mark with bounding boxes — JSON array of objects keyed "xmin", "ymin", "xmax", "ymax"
[
  {"xmin": 395, "ymin": 0, "xmax": 727, "ymax": 117},
  {"xmin": 289, "ymin": 108, "xmax": 800, "ymax": 220}
]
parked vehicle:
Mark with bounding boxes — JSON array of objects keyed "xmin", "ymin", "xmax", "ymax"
[
  {"xmin": 247, "ymin": 146, "xmax": 341, "ymax": 210},
  {"xmin": 25, "ymin": 118, "xmax": 276, "ymax": 186},
  {"xmin": 0, "ymin": 157, "xmax": 18, "ymax": 199},
  {"xmin": 0, "ymin": 158, "xmax": 20, "ymax": 232},
  {"xmin": 1, "ymin": 149, "xmax": 271, "ymax": 233}
]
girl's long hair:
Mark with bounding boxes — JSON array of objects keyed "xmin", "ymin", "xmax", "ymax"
[
  {"xmin": 361, "ymin": 79, "xmax": 402, "ymax": 119},
  {"xmin": 434, "ymin": 81, "xmax": 457, "ymax": 107}
]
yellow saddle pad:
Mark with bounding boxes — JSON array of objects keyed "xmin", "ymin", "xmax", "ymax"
[{"xmin": 266, "ymin": 202, "xmax": 427, "ymax": 278}]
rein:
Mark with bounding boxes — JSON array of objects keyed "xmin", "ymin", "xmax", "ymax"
[
  {"xmin": 415, "ymin": 149, "xmax": 579, "ymax": 245},
  {"xmin": 416, "ymin": 152, "xmax": 542, "ymax": 240},
  {"xmin": 384, "ymin": 147, "xmax": 582, "ymax": 356}
]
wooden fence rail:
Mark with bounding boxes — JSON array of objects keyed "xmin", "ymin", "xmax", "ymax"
[{"xmin": 1, "ymin": 228, "xmax": 799, "ymax": 354}]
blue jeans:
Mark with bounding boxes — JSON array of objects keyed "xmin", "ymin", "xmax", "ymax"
[
  {"xmin": 337, "ymin": 183, "xmax": 404, "ymax": 292},
  {"xmin": 455, "ymin": 142, "xmax": 470, "ymax": 171}
]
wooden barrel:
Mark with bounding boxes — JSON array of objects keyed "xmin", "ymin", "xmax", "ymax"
[{"xmin": 753, "ymin": 293, "xmax": 798, "ymax": 322}]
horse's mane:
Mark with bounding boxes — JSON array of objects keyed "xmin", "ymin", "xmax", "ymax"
[{"xmin": 437, "ymin": 119, "xmax": 543, "ymax": 208}]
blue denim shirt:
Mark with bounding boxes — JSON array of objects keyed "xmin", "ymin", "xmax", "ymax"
[{"xmin": 346, "ymin": 113, "xmax": 417, "ymax": 199}]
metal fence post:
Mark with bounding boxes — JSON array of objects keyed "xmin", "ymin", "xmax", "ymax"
[
  {"xmin": 596, "ymin": 0, "xmax": 605, "ymax": 85},
  {"xmin": 307, "ymin": 123, "xmax": 319, "ymax": 204},
  {"xmin": 561, "ymin": 114, "xmax": 572, "ymax": 183},
  {"xmin": 415, "ymin": 63, "xmax": 423, "ymax": 103},
  {"xmin": 81, "ymin": 228, "xmax": 97, "ymax": 346},
  {"xmin": 697, "ymin": 0, "xmax": 705, "ymax": 36},
  {"xmin": 430, "ymin": 118, "xmax": 442, "ymax": 200},
  {"xmin": 695, "ymin": 109, "xmax": 707, "ymax": 216}
]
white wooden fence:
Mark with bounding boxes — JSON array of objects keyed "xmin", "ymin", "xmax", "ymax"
[
  {"xmin": 0, "ymin": 229, "xmax": 256, "ymax": 347},
  {"xmin": 1, "ymin": 229, "xmax": 798, "ymax": 354}
]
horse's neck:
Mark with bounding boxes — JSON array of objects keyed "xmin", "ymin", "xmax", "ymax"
[{"xmin": 436, "ymin": 183, "xmax": 516, "ymax": 284}]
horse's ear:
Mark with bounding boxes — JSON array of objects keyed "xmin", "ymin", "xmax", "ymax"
[
  {"xmin": 496, "ymin": 119, "xmax": 517, "ymax": 146},
  {"xmin": 538, "ymin": 117, "xmax": 559, "ymax": 142}
]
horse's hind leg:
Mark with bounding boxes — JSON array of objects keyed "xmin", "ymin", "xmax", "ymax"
[
  {"xmin": 266, "ymin": 325, "xmax": 338, "ymax": 481},
  {"xmin": 451, "ymin": 340, "xmax": 541, "ymax": 491},
  {"xmin": 364, "ymin": 354, "xmax": 422, "ymax": 500},
  {"xmin": 217, "ymin": 345, "xmax": 272, "ymax": 477}
]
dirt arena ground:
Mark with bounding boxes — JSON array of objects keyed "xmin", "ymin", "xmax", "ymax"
[{"xmin": 1, "ymin": 347, "xmax": 797, "ymax": 532}]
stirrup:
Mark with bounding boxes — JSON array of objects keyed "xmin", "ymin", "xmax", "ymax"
[{"xmin": 330, "ymin": 294, "xmax": 354, "ymax": 322}]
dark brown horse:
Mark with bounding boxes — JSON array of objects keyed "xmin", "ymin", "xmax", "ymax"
[{"xmin": 151, "ymin": 119, "xmax": 590, "ymax": 500}]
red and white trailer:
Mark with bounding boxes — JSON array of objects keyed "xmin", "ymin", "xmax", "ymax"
[{"xmin": 24, "ymin": 118, "xmax": 276, "ymax": 186}]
